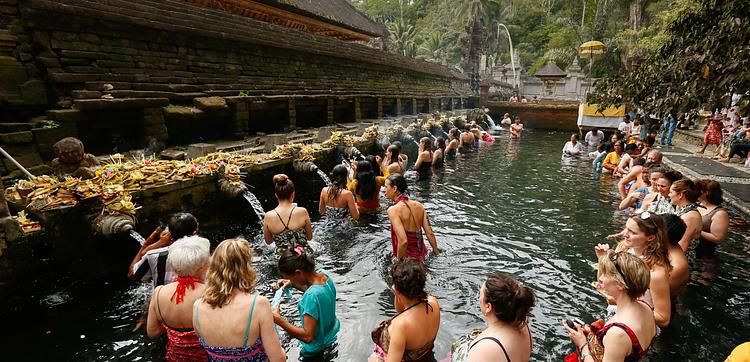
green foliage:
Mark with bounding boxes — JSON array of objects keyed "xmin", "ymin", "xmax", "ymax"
[
  {"xmin": 40, "ymin": 120, "xmax": 60, "ymax": 129},
  {"xmin": 592, "ymin": 0, "xmax": 750, "ymax": 113}
]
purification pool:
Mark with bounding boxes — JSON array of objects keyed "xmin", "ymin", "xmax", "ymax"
[{"xmin": 2, "ymin": 130, "xmax": 749, "ymax": 361}]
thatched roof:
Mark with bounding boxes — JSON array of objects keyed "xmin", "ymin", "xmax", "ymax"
[
  {"xmin": 534, "ymin": 61, "xmax": 566, "ymax": 79},
  {"xmin": 267, "ymin": 0, "xmax": 387, "ymax": 37}
]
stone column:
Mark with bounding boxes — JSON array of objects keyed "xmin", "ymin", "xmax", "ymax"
[
  {"xmin": 395, "ymin": 98, "xmax": 402, "ymax": 115},
  {"xmin": 354, "ymin": 97, "xmax": 362, "ymax": 121},
  {"xmin": 326, "ymin": 98, "xmax": 334, "ymax": 125},
  {"xmin": 411, "ymin": 98, "xmax": 417, "ymax": 115},
  {"xmin": 449, "ymin": 98, "xmax": 455, "ymax": 110},
  {"xmin": 233, "ymin": 101, "xmax": 250, "ymax": 138},
  {"xmin": 288, "ymin": 98, "xmax": 297, "ymax": 129},
  {"xmin": 143, "ymin": 107, "xmax": 168, "ymax": 153},
  {"xmin": 377, "ymin": 97, "xmax": 384, "ymax": 118}
]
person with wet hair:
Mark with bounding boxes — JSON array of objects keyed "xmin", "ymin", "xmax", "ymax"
[
  {"xmin": 460, "ymin": 125, "xmax": 476, "ymax": 149},
  {"xmin": 381, "ymin": 143, "xmax": 407, "ymax": 176},
  {"xmin": 319, "ymin": 164, "xmax": 359, "ymax": 221},
  {"xmin": 696, "ymin": 179, "xmax": 730, "ymax": 252},
  {"xmin": 263, "ymin": 174, "xmax": 313, "ymax": 255},
  {"xmin": 597, "ymin": 211, "xmax": 672, "ymax": 327},
  {"xmin": 432, "ymin": 137, "xmax": 445, "ymax": 168},
  {"xmin": 370, "ymin": 257, "xmax": 440, "ymax": 362},
  {"xmin": 509, "ymin": 116, "xmax": 524, "ymax": 139},
  {"xmin": 467, "ymin": 273, "xmax": 535, "ymax": 361},
  {"xmin": 565, "ymin": 250, "xmax": 656, "ymax": 361},
  {"xmin": 366, "ymin": 155, "xmax": 383, "ymax": 177},
  {"xmin": 562, "ymin": 134, "xmax": 585, "ymax": 157},
  {"xmin": 273, "ymin": 247, "xmax": 340, "ymax": 360},
  {"xmin": 129, "ymin": 212, "xmax": 200, "ymax": 287},
  {"xmin": 414, "ymin": 137, "xmax": 433, "ymax": 174},
  {"xmin": 668, "ymin": 179, "xmax": 702, "ymax": 251},
  {"xmin": 661, "ymin": 214, "xmax": 689, "ymax": 296},
  {"xmin": 618, "ymin": 165, "xmax": 664, "ymax": 210},
  {"xmin": 193, "ymin": 238, "xmax": 286, "ymax": 362},
  {"xmin": 146, "ymin": 236, "xmax": 211, "ymax": 361},
  {"xmin": 445, "ymin": 129, "xmax": 460, "ymax": 156},
  {"xmin": 348, "ymin": 160, "xmax": 386, "ymax": 214},
  {"xmin": 384, "ymin": 174, "xmax": 439, "ymax": 260}
]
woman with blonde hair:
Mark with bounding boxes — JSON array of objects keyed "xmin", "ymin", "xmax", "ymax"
[
  {"xmin": 193, "ymin": 238, "xmax": 286, "ymax": 361},
  {"xmin": 263, "ymin": 174, "xmax": 313, "ymax": 255},
  {"xmin": 147, "ymin": 236, "xmax": 211, "ymax": 361},
  {"xmin": 565, "ymin": 250, "xmax": 656, "ymax": 361}
]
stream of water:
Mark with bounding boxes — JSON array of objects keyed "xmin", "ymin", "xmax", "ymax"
[{"xmin": 3, "ymin": 131, "xmax": 749, "ymax": 361}]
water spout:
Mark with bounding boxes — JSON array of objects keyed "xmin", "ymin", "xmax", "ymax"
[
  {"xmin": 316, "ymin": 168, "xmax": 332, "ymax": 186},
  {"xmin": 242, "ymin": 191, "xmax": 265, "ymax": 220},
  {"xmin": 129, "ymin": 229, "xmax": 146, "ymax": 246}
]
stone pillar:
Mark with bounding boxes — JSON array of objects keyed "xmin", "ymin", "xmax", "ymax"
[
  {"xmin": 354, "ymin": 97, "xmax": 362, "ymax": 121},
  {"xmin": 232, "ymin": 101, "xmax": 250, "ymax": 138},
  {"xmin": 288, "ymin": 98, "xmax": 297, "ymax": 129},
  {"xmin": 395, "ymin": 98, "xmax": 402, "ymax": 115},
  {"xmin": 318, "ymin": 126, "xmax": 336, "ymax": 142},
  {"xmin": 187, "ymin": 143, "xmax": 217, "ymax": 159},
  {"xmin": 377, "ymin": 97, "xmax": 384, "ymax": 118},
  {"xmin": 326, "ymin": 98, "xmax": 334, "ymax": 125},
  {"xmin": 265, "ymin": 134, "xmax": 288, "ymax": 153},
  {"xmin": 411, "ymin": 98, "xmax": 417, "ymax": 115},
  {"xmin": 142, "ymin": 107, "xmax": 168, "ymax": 153},
  {"xmin": 449, "ymin": 98, "xmax": 455, "ymax": 110}
]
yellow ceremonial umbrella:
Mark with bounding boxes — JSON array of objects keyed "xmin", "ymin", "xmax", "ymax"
[{"xmin": 578, "ymin": 41, "xmax": 606, "ymax": 97}]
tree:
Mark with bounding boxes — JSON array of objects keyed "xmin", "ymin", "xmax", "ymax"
[
  {"xmin": 387, "ymin": 18, "xmax": 418, "ymax": 57},
  {"xmin": 592, "ymin": 0, "xmax": 750, "ymax": 113}
]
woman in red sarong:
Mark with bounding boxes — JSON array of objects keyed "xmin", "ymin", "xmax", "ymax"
[{"xmin": 698, "ymin": 115, "xmax": 724, "ymax": 154}]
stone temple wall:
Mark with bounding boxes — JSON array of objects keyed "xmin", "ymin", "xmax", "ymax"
[{"xmin": 0, "ymin": 0, "xmax": 471, "ymax": 177}]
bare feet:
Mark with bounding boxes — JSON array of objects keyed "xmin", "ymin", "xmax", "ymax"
[{"xmin": 719, "ymin": 157, "xmax": 730, "ymax": 163}]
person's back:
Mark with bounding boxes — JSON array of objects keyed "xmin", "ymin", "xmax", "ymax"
[
  {"xmin": 605, "ymin": 298, "xmax": 656, "ymax": 355},
  {"xmin": 319, "ymin": 165, "xmax": 359, "ymax": 221},
  {"xmin": 460, "ymin": 131, "xmax": 475, "ymax": 148},
  {"xmin": 389, "ymin": 296, "xmax": 441, "ymax": 357},
  {"xmin": 469, "ymin": 324, "xmax": 532, "ymax": 362},
  {"xmin": 265, "ymin": 206, "xmax": 308, "ymax": 235},
  {"xmin": 263, "ymin": 174, "xmax": 312, "ymax": 254}
]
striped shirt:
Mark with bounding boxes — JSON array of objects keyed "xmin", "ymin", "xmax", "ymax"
[{"xmin": 131, "ymin": 246, "xmax": 174, "ymax": 288}]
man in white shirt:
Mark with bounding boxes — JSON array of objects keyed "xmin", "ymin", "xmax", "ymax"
[
  {"xmin": 562, "ymin": 134, "xmax": 585, "ymax": 157},
  {"xmin": 618, "ymin": 115, "xmax": 633, "ymax": 137},
  {"xmin": 584, "ymin": 127, "xmax": 605, "ymax": 152}
]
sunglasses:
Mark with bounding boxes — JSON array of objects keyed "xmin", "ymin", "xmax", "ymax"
[
  {"xmin": 633, "ymin": 209, "xmax": 651, "ymax": 220},
  {"xmin": 608, "ymin": 251, "xmax": 627, "ymax": 285}
]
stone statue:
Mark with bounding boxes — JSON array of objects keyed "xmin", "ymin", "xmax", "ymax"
[{"xmin": 50, "ymin": 137, "xmax": 100, "ymax": 179}]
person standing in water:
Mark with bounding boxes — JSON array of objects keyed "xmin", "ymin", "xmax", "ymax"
[
  {"xmin": 263, "ymin": 174, "xmax": 313, "ymax": 255},
  {"xmin": 273, "ymin": 247, "xmax": 340, "ymax": 360},
  {"xmin": 319, "ymin": 165, "xmax": 360, "ymax": 221},
  {"xmin": 414, "ymin": 137, "xmax": 434, "ymax": 174},
  {"xmin": 510, "ymin": 116, "xmax": 524, "ymax": 139},
  {"xmin": 385, "ymin": 174, "xmax": 439, "ymax": 260}
]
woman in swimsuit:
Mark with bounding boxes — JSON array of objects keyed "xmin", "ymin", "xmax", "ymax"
[
  {"xmin": 661, "ymin": 214, "xmax": 690, "ymax": 296},
  {"xmin": 467, "ymin": 273, "xmax": 535, "ymax": 362},
  {"xmin": 147, "ymin": 236, "xmax": 211, "ymax": 361},
  {"xmin": 432, "ymin": 137, "xmax": 445, "ymax": 168},
  {"xmin": 382, "ymin": 144, "xmax": 407, "ymax": 176},
  {"xmin": 414, "ymin": 137, "xmax": 433, "ymax": 174},
  {"xmin": 263, "ymin": 174, "xmax": 313, "ymax": 255},
  {"xmin": 459, "ymin": 126, "xmax": 476, "ymax": 150},
  {"xmin": 319, "ymin": 165, "xmax": 360, "ymax": 221},
  {"xmin": 564, "ymin": 250, "xmax": 656, "ymax": 362},
  {"xmin": 348, "ymin": 160, "xmax": 386, "ymax": 214},
  {"xmin": 445, "ymin": 129, "xmax": 460, "ymax": 156},
  {"xmin": 369, "ymin": 257, "xmax": 440, "ymax": 362},
  {"xmin": 193, "ymin": 238, "xmax": 286, "ymax": 362},
  {"xmin": 695, "ymin": 179, "xmax": 729, "ymax": 252},
  {"xmin": 273, "ymin": 248, "xmax": 340, "ymax": 360},
  {"xmin": 596, "ymin": 211, "xmax": 672, "ymax": 327},
  {"xmin": 384, "ymin": 174, "xmax": 439, "ymax": 260},
  {"xmin": 668, "ymin": 179, "xmax": 703, "ymax": 251}
]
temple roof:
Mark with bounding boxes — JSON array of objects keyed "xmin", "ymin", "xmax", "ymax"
[
  {"xmin": 269, "ymin": 0, "xmax": 387, "ymax": 37},
  {"xmin": 534, "ymin": 61, "xmax": 566, "ymax": 79}
]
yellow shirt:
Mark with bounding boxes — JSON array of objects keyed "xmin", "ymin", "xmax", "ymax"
[
  {"xmin": 726, "ymin": 342, "xmax": 750, "ymax": 362},
  {"xmin": 603, "ymin": 152, "xmax": 622, "ymax": 169}
]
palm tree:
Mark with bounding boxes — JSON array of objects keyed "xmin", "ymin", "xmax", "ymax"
[{"xmin": 387, "ymin": 18, "xmax": 417, "ymax": 57}]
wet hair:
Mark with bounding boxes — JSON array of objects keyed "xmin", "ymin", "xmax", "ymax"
[
  {"xmin": 483, "ymin": 273, "xmax": 535, "ymax": 327},
  {"xmin": 366, "ymin": 155, "xmax": 382, "ymax": 177},
  {"xmin": 632, "ymin": 157, "xmax": 646, "ymax": 167},
  {"xmin": 328, "ymin": 165, "xmax": 347, "ymax": 201},
  {"xmin": 625, "ymin": 143, "xmax": 637, "ymax": 152},
  {"xmin": 392, "ymin": 141, "xmax": 403, "ymax": 152},
  {"xmin": 387, "ymin": 173, "xmax": 407, "ymax": 194},
  {"xmin": 661, "ymin": 214, "xmax": 687, "ymax": 245},
  {"xmin": 419, "ymin": 137, "xmax": 432, "ymax": 151},
  {"xmin": 355, "ymin": 160, "xmax": 377, "ymax": 200},
  {"xmin": 435, "ymin": 137, "xmax": 446, "ymax": 150},
  {"xmin": 597, "ymin": 144, "xmax": 605, "ymax": 152},
  {"xmin": 671, "ymin": 179, "xmax": 700, "ymax": 203},
  {"xmin": 659, "ymin": 170, "xmax": 683, "ymax": 184},
  {"xmin": 273, "ymin": 174, "xmax": 294, "ymax": 200},
  {"xmin": 449, "ymin": 128, "xmax": 459, "ymax": 139},
  {"xmin": 628, "ymin": 212, "xmax": 672, "ymax": 271},
  {"xmin": 168, "ymin": 236, "xmax": 210, "ymax": 276},
  {"xmin": 645, "ymin": 136, "xmax": 656, "ymax": 147},
  {"xmin": 387, "ymin": 145, "xmax": 401, "ymax": 165},
  {"xmin": 391, "ymin": 257, "xmax": 427, "ymax": 300},
  {"xmin": 278, "ymin": 247, "xmax": 316, "ymax": 276},
  {"xmin": 203, "ymin": 238, "xmax": 257, "ymax": 307},
  {"xmin": 168, "ymin": 212, "xmax": 198, "ymax": 241},
  {"xmin": 599, "ymin": 250, "xmax": 651, "ymax": 299},
  {"xmin": 696, "ymin": 179, "xmax": 723, "ymax": 205}
]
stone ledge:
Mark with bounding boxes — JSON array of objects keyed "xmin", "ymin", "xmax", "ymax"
[{"xmin": 73, "ymin": 97, "xmax": 169, "ymax": 110}]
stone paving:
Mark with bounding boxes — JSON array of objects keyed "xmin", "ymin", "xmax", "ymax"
[{"xmin": 659, "ymin": 129, "xmax": 750, "ymax": 216}]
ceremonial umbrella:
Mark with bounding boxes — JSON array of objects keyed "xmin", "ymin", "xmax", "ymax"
[{"xmin": 578, "ymin": 41, "xmax": 606, "ymax": 97}]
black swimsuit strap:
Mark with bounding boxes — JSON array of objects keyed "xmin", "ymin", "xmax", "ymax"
[
  {"xmin": 275, "ymin": 206, "xmax": 296, "ymax": 231},
  {"xmin": 391, "ymin": 299, "xmax": 432, "ymax": 324},
  {"xmin": 155, "ymin": 286, "xmax": 165, "ymax": 324},
  {"xmin": 469, "ymin": 336, "xmax": 511, "ymax": 362}
]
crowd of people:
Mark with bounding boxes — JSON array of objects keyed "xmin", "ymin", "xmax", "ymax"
[{"xmin": 127, "ymin": 110, "xmax": 743, "ymax": 361}]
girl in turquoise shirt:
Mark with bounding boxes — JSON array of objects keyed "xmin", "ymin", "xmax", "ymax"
[{"xmin": 273, "ymin": 246, "xmax": 340, "ymax": 359}]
